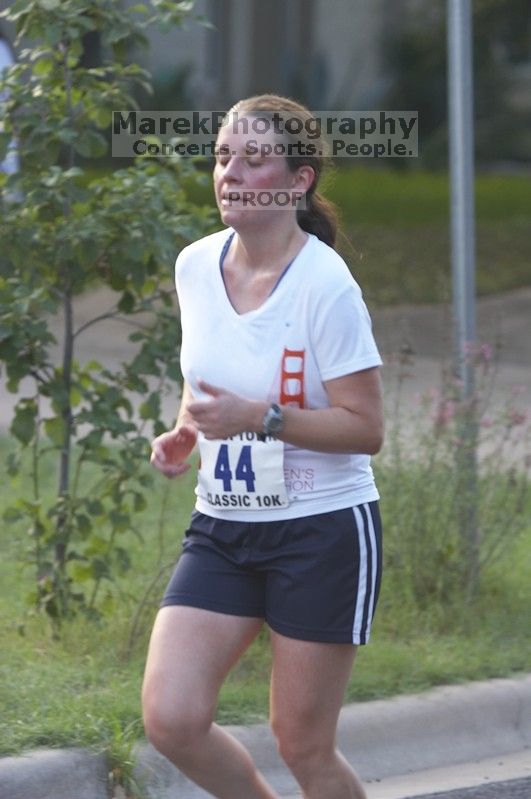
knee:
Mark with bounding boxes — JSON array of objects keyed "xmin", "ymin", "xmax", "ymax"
[
  {"xmin": 142, "ymin": 684, "xmax": 213, "ymax": 759},
  {"xmin": 271, "ymin": 716, "xmax": 330, "ymax": 772}
]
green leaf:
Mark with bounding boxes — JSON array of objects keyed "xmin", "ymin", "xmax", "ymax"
[
  {"xmin": 139, "ymin": 392, "xmax": 160, "ymax": 420},
  {"xmin": 92, "ymin": 558, "xmax": 111, "ymax": 580},
  {"xmin": 109, "ymin": 272, "xmax": 126, "ymax": 291},
  {"xmin": 73, "ymin": 130, "xmax": 108, "ymax": 158},
  {"xmin": 3, "ymin": 506, "xmax": 24, "ymax": 523},
  {"xmin": 33, "ymin": 56, "xmax": 54, "ymax": 76},
  {"xmin": 70, "ymin": 386, "xmax": 82, "ymax": 407},
  {"xmin": 114, "ymin": 546, "xmax": 131, "ymax": 573},
  {"xmin": 70, "ymin": 563, "xmax": 93, "ymax": 583},
  {"xmin": 109, "ymin": 510, "xmax": 130, "ymax": 532},
  {"xmin": 76, "ymin": 514, "xmax": 92, "ymax": 536},
  {"xmin": 85, "ymin": 535, "xmax": 108, "ymax": 555},
  {"xmin": 92, "ymin": 106, "xmax": 112, "ymax": 129},
  {"xmin": 6, "ymin": 451, "xmax": 21, "ymax": 477},
  {"xmin": 86, "ymin": 499, "xmax": 104, "ymax": 516},
  {"xmin": 40, "ymin": 22, "xmax": 62, "ymax": 47},
  {"xmin": 57, "ymin": 128, "xmax": 78, "ymax": 145},
  {"xmin": 44, "ymin": 416, "xmax": 65, "ymax": 446},
  {"xmin": 21, "ymin": 498, "xmax": 42, "ymax": 516},
  {"xmin": 10, "ymin": 401, "xmax": 37, "ymax": 445},
  {"xmin": 133, "ymin": 492, "xmax": 147, "ymax": 512},
  {"xmin": 83, "ymin": 360, "xmax": 103, "ymax": 373},
  {"xmin": 118, "ymin": 290, "xmax": 135, "ymax": 314}
]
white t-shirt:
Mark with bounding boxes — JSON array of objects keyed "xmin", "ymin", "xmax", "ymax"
[{"xmin": 175, "ymin": 227, "xmax": 383, "ymax": 521}]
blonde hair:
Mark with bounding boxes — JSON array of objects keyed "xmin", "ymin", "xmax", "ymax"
[{"xmin": 222, "ymin": 94, "xmax": 338, "ymax": 248}]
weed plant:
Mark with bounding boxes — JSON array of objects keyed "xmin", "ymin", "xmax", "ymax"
[{"xmin": 379, "ymin": 344, "xmax": 529, "ymax": 599}]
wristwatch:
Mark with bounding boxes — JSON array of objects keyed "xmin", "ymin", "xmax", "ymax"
[{"xmin": 258, "ymin": 403, "xmax": 284, "ymax": 440}]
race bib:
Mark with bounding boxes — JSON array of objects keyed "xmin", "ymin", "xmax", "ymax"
[{"xmin": 197, "ymin": 433, "xmax": 289, "ymax": 511}]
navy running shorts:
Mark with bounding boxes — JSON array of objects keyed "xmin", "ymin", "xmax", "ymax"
[{"xmin": 160, "ymin": 502, "xmax": 383, "ymax": 645}]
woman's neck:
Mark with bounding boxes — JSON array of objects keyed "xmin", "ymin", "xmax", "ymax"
[{"xmin": 230, "ymin": 221, "xmax": 308, "ymax": 272}]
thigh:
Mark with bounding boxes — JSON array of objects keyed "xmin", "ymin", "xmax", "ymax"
[
  {"xmin": 269, "ymin": 630, "xmax": 357, "ymax": 744},
  {"xmin": 143, "ymin": 606, "xmax": 264, "ymax": 716}
]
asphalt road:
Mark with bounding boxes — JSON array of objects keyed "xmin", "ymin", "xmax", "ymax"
[{"xmin": 406, "ymin": 776, "xmax": 531, "ymax": 799}]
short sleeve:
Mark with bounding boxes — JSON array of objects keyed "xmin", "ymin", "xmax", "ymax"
[{"xmin": 312, "ymin": 281, "xmax": 382, "ymax": 382}]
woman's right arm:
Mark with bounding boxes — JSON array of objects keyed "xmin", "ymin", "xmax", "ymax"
[
  {"xmin": 175, "ymin": 380, "xmax": 196, "ymax": 428},
  {"xmin": 150, "ymin": 381, "xmax": 198, "ymax": 478}
]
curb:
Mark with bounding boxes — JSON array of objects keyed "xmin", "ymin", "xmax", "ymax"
[
  {"xmin": 1, "ymin": 674, "xmax": 530, "ymax": 799},
  {"xmin": 0, "ymin": 748, "xmax": 108, "ymax": 799}
]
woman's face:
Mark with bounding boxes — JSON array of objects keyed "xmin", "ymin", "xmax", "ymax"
[{"xmin": 213, "ymin": 116, "xmax": 309, "ymax": 229}]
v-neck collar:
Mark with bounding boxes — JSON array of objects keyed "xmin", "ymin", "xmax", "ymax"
[{"xmin": 217, "ymin": 229, "xmax": 312, "ymax": 319}]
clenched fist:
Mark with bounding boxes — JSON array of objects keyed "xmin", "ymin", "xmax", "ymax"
[{"xmin": 150, "ymin": 423, "xmax": 198, "ymax": 478}]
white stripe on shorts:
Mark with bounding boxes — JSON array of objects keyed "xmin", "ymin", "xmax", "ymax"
[{"xmin": 351, "ymin": 504, "xmax": 378, "ymax": 644}]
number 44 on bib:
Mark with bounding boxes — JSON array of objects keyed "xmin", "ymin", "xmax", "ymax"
[{"xmin": 198, "ymin": 435, "xmax": 289, "ymax": 510}]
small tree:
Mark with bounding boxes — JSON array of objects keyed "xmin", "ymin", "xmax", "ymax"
[{"xmin": 0, "ymin": 0, "xmax": 215, "ymax": 629}]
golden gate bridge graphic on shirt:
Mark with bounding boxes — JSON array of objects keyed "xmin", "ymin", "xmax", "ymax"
[{"xmin": 279, "ymin": 348, "xmax": 305, "ymax": 408}]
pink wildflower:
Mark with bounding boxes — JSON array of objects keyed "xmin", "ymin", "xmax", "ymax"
[
  {"xmin": 506, "ymin": 408, "xmax": 527, "ymax": 427},
  {"xmin": 434, "ymin": 398, "xmax": 457, "ymax": 429}
]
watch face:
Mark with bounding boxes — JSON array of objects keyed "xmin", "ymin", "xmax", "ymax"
[
  {"xmin": 264, "ymin": 403, "xmax": 284, "ymax": 435},
  {"xmin": 268, "ymin": 414, "xmax": 283, "ymax": 433}
]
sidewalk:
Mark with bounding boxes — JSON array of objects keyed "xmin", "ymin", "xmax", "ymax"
[{"xmin": 1, "ymin": 674, "xmax": 530, "ymax": 799}]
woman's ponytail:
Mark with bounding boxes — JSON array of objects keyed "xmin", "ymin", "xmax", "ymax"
[{"xmin": 297, "ymin": 191, "xmax": 338, "ymax": 249}]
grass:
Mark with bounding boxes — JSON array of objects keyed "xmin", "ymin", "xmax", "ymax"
[
  {"xmin": 327, "ymin": 168, "xmax": 531, "ymax": 225},
  {"xmin": 327, "ymin": 167, "xmax": 531, "ymax": 306},
  {"xmin": 1, "ymin": 427, "xmax": 530, "ymax": 757}
]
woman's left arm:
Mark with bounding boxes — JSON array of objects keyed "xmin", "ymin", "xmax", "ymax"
[
  {"xmin": 188, "ymin": 368, "xmax": 384, "ymax": 455},
  {"xmin": 275, "ymin": 367, "xmax": 384, "ymax": 455}
]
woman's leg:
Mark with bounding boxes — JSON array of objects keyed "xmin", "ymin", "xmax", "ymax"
[
  {"xmin": 269, "ymin": 631, "xmax": 366, "ymax": 799},
  {"xmin": 142, "ymin": 605, "xmax": 279, "ymax": 799}
]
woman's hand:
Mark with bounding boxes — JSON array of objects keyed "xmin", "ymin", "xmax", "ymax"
[
  {"xmin": 150, "ymin": 423, "xmax": 198, "ymax": 478},
  {"xmin": 187, "ymin": 380, "xmax": 264, "ymax": 440}
]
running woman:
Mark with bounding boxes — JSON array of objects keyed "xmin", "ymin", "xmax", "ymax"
[{"xmin": 142, "ymin": 94, "xmax": 384, "ymax": 799}]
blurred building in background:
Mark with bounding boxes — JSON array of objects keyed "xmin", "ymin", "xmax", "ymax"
[
  {"xmin": 139, "ymin": 0, "xmax": 389, "ymax": 110},
  {"xmin": 1, "ymin": 0, "xmax": 530, "ymax": 167}
]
